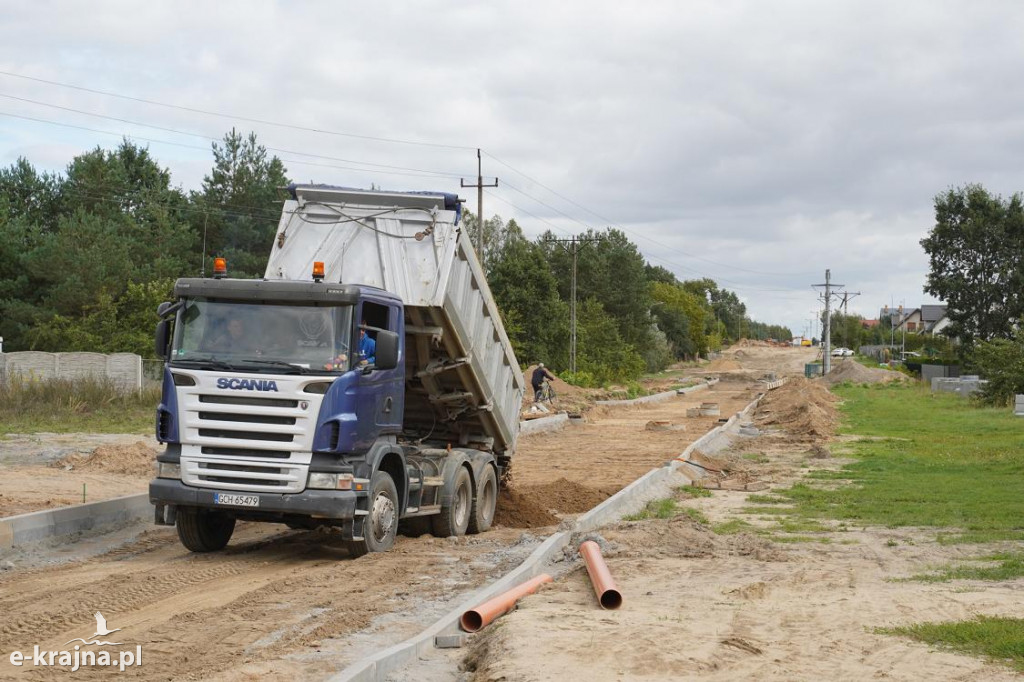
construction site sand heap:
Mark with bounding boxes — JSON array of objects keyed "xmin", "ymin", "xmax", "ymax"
[
  {"xmin": 53, "ymin": 441, "xmax": 157, "ymax": 478},
  {"xmin": 754, "ymin": 378, "xmax": 840, "ymax": 439},
  {"xmin": 820, "ymin": 360, "xmax": 908, "ymax": 386},
  {"xmin": 706, "ymin": 357, "xmax": 742, "ymax": 372},
  {"xmin": 521, "ymin": 365, "xmax": 601, "ymax": 414},
  {"xmin": 495, "ymin": 477, "xmax": 614, "ymax": 529}
]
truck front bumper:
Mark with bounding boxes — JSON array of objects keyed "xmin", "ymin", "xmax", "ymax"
[{"xmin": 149, "ymin": 478, "xmax": 360, "ymax": 521}]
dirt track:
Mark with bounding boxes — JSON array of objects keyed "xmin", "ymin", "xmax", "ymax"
[
  {"xmin": 514, "ymin": 381, "xmax": 757, "ymax": 490},
  {"xmin": 461, "ymin": 352, "xmax": 1023, "ymax": 681},
  {"xmin": 0, "ymin": 360, "xmax": 768, "ymax": 680},
  {"xmin": 0, "ymin": 523, "xmax": 542, "ymax": 680}
]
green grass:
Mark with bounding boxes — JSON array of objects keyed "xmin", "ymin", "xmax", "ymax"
[
  {"xmin": 678, "ymin": 485, "xmax": 713, "ymax": 498},
  {"xmin": 746, "ymin": 494, "xmax": 790, "ymax": 505},
  {"xmin": 0, "ymin": 376, "xmax": 159, "ymax": 435},
  {"xmin": 770, "ymin": 518, "xmax": 829, "ymax": 533},
  {"xmin": 624, "ymin": 498, "xmax": 711, "ymax": 524},
  {"xmin": 906, "ymin": 551, "xmax": 1024, "ymax": 583},
  {"xmin": 624, "ymin": 498, "xmax": 680, "ymax": 521},
  {"xmin": 763, "ymin": 383, "xmax": 1024, "ymax": 541},
  {"xmin": 681, "ymin": 507, "xmax": 709, "ymax": 524},
  {"xmin": 879, "ymin": 616, "xmax": 1024, "ymax": 671},
  {"xmin": 712, "ymin": 518, "xmax": 755, "ymax": 535}
]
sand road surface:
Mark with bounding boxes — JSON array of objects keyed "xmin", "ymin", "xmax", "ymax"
[
  {"xmin": 460, "ymin": 373, "xmax": 1023, "ymax": 681},
  {"xmin": 0, "ymin": 361, "xmax": 766, "ymax": 680}
]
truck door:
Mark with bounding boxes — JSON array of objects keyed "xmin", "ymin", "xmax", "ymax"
[{"xmin": 357, "ymin": 301, "xmax": 404, "ymax": 434}]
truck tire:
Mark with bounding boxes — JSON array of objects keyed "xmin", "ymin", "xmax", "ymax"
[
  {"xmin": 345, "ymin": 471, "xmax": 399, "ymax": 558},
  {"xmin": 176, "ymin": 509, "xmax": 235, "ymax": 552},
  {"xmin": 467, "ymin": 465, "xmax": 497, "ymax": 534},
  {"xmin": 431, "ymin": 466, "xmax": 472, "ymax": 538}
]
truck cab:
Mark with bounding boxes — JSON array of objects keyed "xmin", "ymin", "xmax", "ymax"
[{"xmin": 150, "ymin": 186, "xmax": 523, "ymax": 557}]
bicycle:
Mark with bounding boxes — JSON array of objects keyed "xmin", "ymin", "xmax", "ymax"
[{"xmin": 536, "ymin": 378, "xmax": 556, "ymax": 404}]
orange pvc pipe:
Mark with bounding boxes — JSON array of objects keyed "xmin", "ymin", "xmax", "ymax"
[
  {"xmin": 460, "ymin": 573, "xmax": 552, "ymax": 632},
  {"xmin": 579, "ymin": 540, "xmax": 622, "ymax": 610}
]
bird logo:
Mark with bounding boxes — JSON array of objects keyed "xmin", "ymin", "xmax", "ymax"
[{"xmin": 64, "ymin": 612, "xmax": 124, "ymax": 646}]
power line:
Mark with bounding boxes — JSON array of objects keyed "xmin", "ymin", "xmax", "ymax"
[
  {"xmin": 490, "ymin": 183, "xmax": 807, "ymax": 297},
  {"xmin": 484, "ymin": 188, "xmax": 808, "ymax": 302},
  {"xmin": 0, "ymin": 110, "xmax": 465, "ymax": 181},
  {"xmin": 1, "ymin": 69, "xmax": 816, "ymax": 305},
  {"xmin": 0, "ymin": 100, "xmax": 464, "ymax": 178},
  {"xmin": 5, "ymin": 69, "xmax": 820, "ymax": 284},
  {"xmin": 483, "ymin": 150, "xmax": 819, "ymax": 278},
  {"xmin": 0, "ymin": 69, "xmax": 476, "ymax": 151}
]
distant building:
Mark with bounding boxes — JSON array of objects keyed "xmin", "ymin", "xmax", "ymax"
[
  {"xmin": 920, "ymin": 305, "xmax": 948, "ymax": 333},
  {"xmin": 880, "ymin": 304, "xmax": 948, "ymax": 334},
  {"xmin": 861, "ymin": 319, "xmax": 879, "ymax": 329},
  {"xmin": 895, "ymin": 309, "xmax": 924, "ymax": 332}
]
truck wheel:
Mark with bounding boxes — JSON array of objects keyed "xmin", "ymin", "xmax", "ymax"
[
  {"xmin": 345, "ymin": 471, "xmax": 399, "ymax": 557},
  {"xmin": 176, "ymin": 509, "xmax": 235, "ymax": 552},
  {"xmin": 431, "ymin": 466, "xmax": 472, "ymax": 538},
  {"xmin": 467, "ymin": 465, "xmax": 497, "ymax": 534}
]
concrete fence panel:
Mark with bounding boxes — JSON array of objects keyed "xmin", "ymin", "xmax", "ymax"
[
  {"xmin": 0, "ymin": 351, "xmax": 58, "ymax": 380},
  {"xmin": 57, "ymin": 352, "xmax": 109, "ymax": 382},
  {"xmin": 0, "ymin": 351, "xmax": 142, "ymax": 390}
]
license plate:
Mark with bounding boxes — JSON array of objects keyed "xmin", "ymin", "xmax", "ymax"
[{"xmin": 214, "ymin": 493, "xmax": 259, "ymax": 507}]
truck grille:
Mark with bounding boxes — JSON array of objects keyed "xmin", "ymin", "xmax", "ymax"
[
  {"xmin": 182, "ymin": 457, "xmax": 306, "ymax": 493},
  {"xmin": 178, "ymin": 380, "xmax": 319, "ymax": 493},
  {"xmin": 199, "ymin": 411, "xmax": 296, "ymax": 425},
  {"xmin": 198, "ymin": 428, "xmax": 294, "ymax": 442},
  {"xmin": 199, "ymin": 394, "xmax": 298, "ymax": 408},
  {"xmin": 201, "ymin": 446, "xmax": 291, "ymax": 459}
]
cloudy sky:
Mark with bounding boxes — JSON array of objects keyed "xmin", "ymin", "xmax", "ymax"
[{"xmin": 2, "ymin": 1, "xmax": 1023, "ymax": 337}]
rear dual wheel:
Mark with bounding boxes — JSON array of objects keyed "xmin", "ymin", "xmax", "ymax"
[
  {"xmin": 431, "ymin": 465, "xmax": 498, "ymax": 537},
  {"xmin": 468, "ymin": 465, "xmax": 498, "ymax": 534},
  {"xmin": 431, "ymin": 467, "xmax": 472, "ymax": 537}
]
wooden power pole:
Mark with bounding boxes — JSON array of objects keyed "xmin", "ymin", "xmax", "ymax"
[{"xmin": 461, "ymin": 149, "xmax": 498, "ymax": 263}]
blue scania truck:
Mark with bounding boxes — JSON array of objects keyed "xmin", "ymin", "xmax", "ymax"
[{"xmin": 149, "ymin": 185, "xmax": 525, "ymax": 556}]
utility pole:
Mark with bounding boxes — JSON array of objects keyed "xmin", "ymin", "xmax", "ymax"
[
  {"xmin": 812, "ymin": 269, "xmax": 844, "ymax": 375},
  {"xmin": 548, "ymin": 236, "xmax": 601, "ymax": 374},
  {"xmin": 839, "ymin": 290, "xmax": 861, "ymax": 352},
  {"xmin": 461, "ymin": 149, "xmax": 498, "ymax": 264}
]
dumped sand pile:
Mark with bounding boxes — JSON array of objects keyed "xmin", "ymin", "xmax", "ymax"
[
  {"xmin": 707, "ymin": 358, "xmax": 742, "ymax": 371},
  {"xmin": 494, "ymin": 487, "xmax": 559, "ymax": 528},
  {"xmin": 755, "ymin": 378, "xmax": 840, "ymax": 438},
  {"xmin": 522, "ymin": 365, "xmax": 602, "ymax": 414},
  {"xmin": 54, "ymin": 441, "xmax": 157, "ymax": 477},
  {"xmin": 821, "ymin": 360, "xmax": 908, "ymax": 386},
  {"xmin": 495, "ymin": 478, "xmax": 613, "ymax": 528},
  {"xmin": 732, "ymin": 339, "xmax": 772, "ymax": 348}
]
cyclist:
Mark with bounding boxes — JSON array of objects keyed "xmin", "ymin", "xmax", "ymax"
[{"xmin": 531, "ymin": 363, "xmax": 556, "ymax": 403}]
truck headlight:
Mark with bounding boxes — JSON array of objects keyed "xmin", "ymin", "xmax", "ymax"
[
  {"xmin": 156, "ymin": 462, "xmax": 181, "ymax": 479},
  {"xmin": 308, "ymin": 473, "xmax": 354, "ymax": 490},
  {"xmin": 308, "ymin": 473, "xmax": 338, "ymax": 489}
]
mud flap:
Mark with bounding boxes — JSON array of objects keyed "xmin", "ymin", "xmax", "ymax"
[{"xmin": 154, "ymin": 504, "xmax": 177, "ymax": 526}]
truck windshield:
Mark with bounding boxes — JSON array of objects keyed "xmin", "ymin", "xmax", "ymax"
[{"xmin": 170, "ymin": 299, "xmax": 354, "ymax": 374}]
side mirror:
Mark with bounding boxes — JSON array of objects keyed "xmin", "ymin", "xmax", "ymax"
[
  {"xmin": 374, "ymin": 330, "xmax": 400, "ymax": 370},
  {"xmin": 155, "ymin": 319, "xmax": 171, "ymax": 360},
  {"xmin": 157, "ymin": 301, "xmax": 173, "ymax": 317}
]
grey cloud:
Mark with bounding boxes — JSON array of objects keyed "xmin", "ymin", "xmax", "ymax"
[{"xmin": 1, "ymin": 1, "xmax": 1022, "ymax": 334}]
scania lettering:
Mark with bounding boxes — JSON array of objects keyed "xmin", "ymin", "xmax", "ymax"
[
  {"xmin": 216, "ymin": 378, "xmax": 280, "ymax": 391},
  {"xmin": 149, "ymin": 185, "xmax": 524, "ymax": 557}
]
